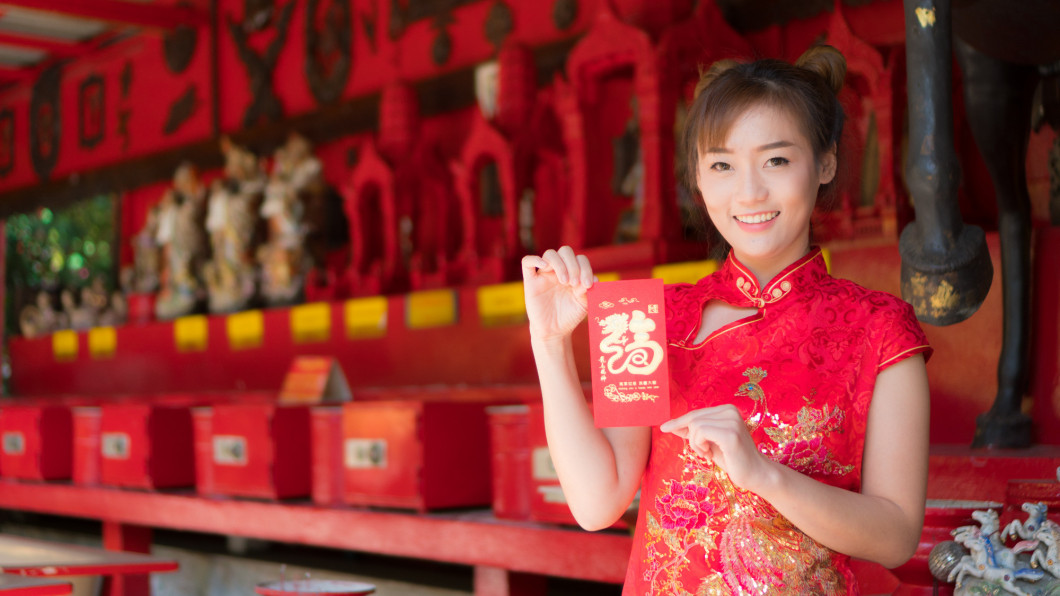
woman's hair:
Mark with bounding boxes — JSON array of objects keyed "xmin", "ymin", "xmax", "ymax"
[{"xmin": 681, "ymin": 44, "xmax": 848, "ymax": 257}]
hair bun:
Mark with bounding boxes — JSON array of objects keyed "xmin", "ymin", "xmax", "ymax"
[
  {"xmin": 693, "ymin": 58, "xmax": 741, "ymax": 100},
  {"xmin": 795, "ymin": 45, "xmax": 846, "ymax": 95}
]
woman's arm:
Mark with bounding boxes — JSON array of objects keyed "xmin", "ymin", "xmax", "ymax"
[
  {"xmin": 661, "ymin": 354, "xmax": 929, "ymax": 567},
  {"xmin": 523, "ymin": 247, "xmax": 651, "ymax": 531}
]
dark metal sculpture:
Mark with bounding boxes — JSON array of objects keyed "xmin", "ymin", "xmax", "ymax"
[{"xmin": 902, "ymin": 0, "xmax": 1060, "ymax": 447}]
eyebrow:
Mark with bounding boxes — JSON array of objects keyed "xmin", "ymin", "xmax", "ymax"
[{"xmin": 705, "ymin": 141, "xmax": 796, "ymax": 154}]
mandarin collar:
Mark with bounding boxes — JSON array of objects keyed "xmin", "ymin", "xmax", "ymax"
[{"xmin": 718, "ymin": 247, "xmax": 827, "ymax": 309}]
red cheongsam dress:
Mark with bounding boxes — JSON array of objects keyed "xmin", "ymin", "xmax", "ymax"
[{"xmin": 623, "ymin": 247, "xmax": 932, "ymax": 595}]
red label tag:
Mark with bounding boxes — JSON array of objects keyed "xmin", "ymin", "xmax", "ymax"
[{"xmin": 587, "ymin": 279, "xmax": 671, "ymax": 428}]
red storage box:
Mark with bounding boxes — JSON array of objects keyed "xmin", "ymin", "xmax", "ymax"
[
  {"xmin": 341, "ymin": 401, "xmax": 492, "ymax": 511},
  {"xmin": 311, "ymin": 406, "xmax": 344, "ymax": 506},
  {"xmin": 72, "ymin": 406, "xmax": 101, "ymax": 485},
  {"xmin": 0, "ymin": 404, "xmax": 72, "ymax": 481},
  {"xmin": 99, "ymin": 404, "xmax": 194, "ymax": 489},
  {"xmin": 526, "ymin": 403, "xmax": 576, "ymax": 525},
  {"xmin": 208, "ymin": 403, "xmax": 311, "ymax": 500},
  {"xmin": 487, "ymin": 405, "xmax": 532, "ymax": 520},
  {"xmin": 526, "ymin": 403, "xmax": 634, "ymax": 528}
]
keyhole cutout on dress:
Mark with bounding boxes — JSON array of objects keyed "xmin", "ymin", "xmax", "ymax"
[{"xmin": 693, "ymin": 300, "xmax": 759, "ymax": 345}]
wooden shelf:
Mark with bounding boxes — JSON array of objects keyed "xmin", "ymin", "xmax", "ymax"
[{"xmin": 0, "ymin": 480, "xmax": 631, "ymax": 585}]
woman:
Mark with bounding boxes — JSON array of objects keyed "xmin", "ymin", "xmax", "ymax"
[{"xmin": 521, "ymin": 45, "xmax": 931, "ymax": 594}]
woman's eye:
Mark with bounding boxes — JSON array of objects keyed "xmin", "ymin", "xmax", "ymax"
[
  {"xmin": 710, "ymin": 162, "xmax": 731, "ymax": 172},
  {"xmin": 766, "ymin": 157, "xmax": 789, "ymax": 167}
]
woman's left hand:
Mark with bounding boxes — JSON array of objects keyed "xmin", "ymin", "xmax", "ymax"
[{"xmin": 659, "ymin": 405, "xmax": 774, "ymax": 493}]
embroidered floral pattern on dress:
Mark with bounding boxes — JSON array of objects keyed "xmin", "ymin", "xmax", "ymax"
[{"xmin": 645, "ymin": 445, "xmax": 845, "ymax": 595}]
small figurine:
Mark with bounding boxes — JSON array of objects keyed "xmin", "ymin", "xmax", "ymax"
[
  {"xmin": 204, "ymin": 137, "xmax": 266, "ymax": 313},
  {"xmin": 98, "ymin": 291, "xmax": 128, "ymax": 327},
  {"xmin": 931, "ymin": 503, "xmax": 1060, "ymax": 596},
  {"xmin": 155, "ymin": 162, "xmax": 208, "ymax": 320},
  {"xmin": 18, "ymin": 290, "xmax": 63, "ymax": 338},
  {"xmin": 256, "ymin": 132, "xmax": 324, "ymax": 306},
  {"xmin": 129, "ymin": 203, "xmax": 162, "ymax": 294}
]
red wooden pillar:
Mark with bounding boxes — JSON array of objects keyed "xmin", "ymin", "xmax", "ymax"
[
  {"xmin": 102, "ymin": 521, "xmax": 152, "ymax": 596},
  {"xmin": 473, "ymin": 566, "xmax": 548, "ymax": 596}
]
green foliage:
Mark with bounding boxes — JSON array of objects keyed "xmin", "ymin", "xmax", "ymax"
[{"xmin": 4, "ymin": 195, "xmax": 116, "ymax": 338}]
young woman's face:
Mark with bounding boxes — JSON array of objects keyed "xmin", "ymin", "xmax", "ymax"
[{"xmin": 696, "ymin": 103, "xmax": 835, "ymax": 277}]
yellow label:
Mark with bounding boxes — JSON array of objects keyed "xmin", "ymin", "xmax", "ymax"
[
  {"xmin": 291, "ymin": 302, "xmax": 331, "ymax": 344},
  {"xmin": 476, "ymin": 282, "xmax": 526, "ymax": 326},
  {"xmin": 406, "ymin": 289, "xmax": 457, "ymax": 329},
  {"xmin": 596, "ymin": 272, "xmax": 620, "ymax": 282},
  {"xmin": 344, "ymin": 296, "xmax": 388, "ymax": 339},
  {"xmin": 226, "ymin": 310, "xmax": 264, "ymax": 351},
  {"xmin": 52, "ymin": 330, "xmax": 78, "ymax": 362},
  {"xmin": 651, "ymin": 260, "xmax": 718, "ymax": 285},
  {"xmin": 174, "ymin": 315, "xmax": 208, "ymax": 352},
  {"xmin": 821, "ymin": 247, "xmax": 832, "ymax": 274},
  {"xmin": 88, "ymin": 326, "xmax": 117, "ymax": 359}
]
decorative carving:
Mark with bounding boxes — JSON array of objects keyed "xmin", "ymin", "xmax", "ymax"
[
  {"xmin": 305, "ymin": 0, "xmax": 352, "ymax": 105},
  {"xmin": 388, "ymin": 0, "xmax": 476, "ymax": 40},
  {"xmin": 78, "ymin": 74, "xmax": 105, "ymax": 149},
  {"xmin": 552, "ymin": 0, "xmax": 577, "ymax": 30},
  {"xmin": 360, "ymin": 2, "xmax": 378, "ymax": 51},
  {"xmin": 164, "ymin": 85, "xmax": 200, "ymax": 135},
  {"xmin": 0, "ymin": 108, "xmax": 14, "ymax": 177},
  {"xmin": 431, "ymin": 19, "xmax": 453, "ymax": 66},
  {"xmin": 228, "ymin": 1, "xmax": 295, "ymax": 129},
  {"xmin": 484, "ymin": 1, "xmax": 513, "ymax": 51},
  {"xmin": 163, "ymin": 17, "xmax": 198, "ymax": 74},
  {"xmin": 30, "ymin": 65, "xmax": 61, "ymax": 181},
  {"xmin": 120, "ymin": 61, "xmax": 133, "ymax": 98}
]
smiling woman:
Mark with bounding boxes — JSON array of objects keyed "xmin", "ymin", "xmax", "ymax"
[{"xmin": 522, "ymin": 44, "xmax": 933, "ymax": 595}]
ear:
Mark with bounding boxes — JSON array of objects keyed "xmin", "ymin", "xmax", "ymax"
[{"xmin": 818, "ymin": 144, "xmax": 837, "ymax": 185}]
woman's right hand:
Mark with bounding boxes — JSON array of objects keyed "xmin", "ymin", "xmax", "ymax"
[{"xmin": 521, "ymin": 246, "xmax": 595, "ymax": 343}]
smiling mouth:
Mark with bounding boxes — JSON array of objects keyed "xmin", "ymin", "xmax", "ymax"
[{"xmin": 734, "ymin": 211, "xmax": 779, "ymax": 224}]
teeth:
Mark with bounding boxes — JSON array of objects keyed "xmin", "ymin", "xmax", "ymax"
[{"xmin": 735, "ymin": 212, "xmax": 779, "ymax": 224}]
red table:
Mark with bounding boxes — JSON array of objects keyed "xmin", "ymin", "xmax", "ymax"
[
  {"xmin": 0, "ymin": 576, "xmax": 72, "ymax": 596},
  {"xmin": 0, "ymin": 535, "xmax": 177, "ymax": 596}
]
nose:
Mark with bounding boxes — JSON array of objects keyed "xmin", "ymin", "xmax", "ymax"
[{"xmin": 735, "ymin": 168, "xmax": 767, "ymax": 205}]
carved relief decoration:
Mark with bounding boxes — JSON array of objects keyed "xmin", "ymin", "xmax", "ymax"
[
  {"xmin": 78, "ymin": 74, "xmax": 105, "ymax": 149},
  {"xmin": 228, "ymin": 1, "xmax": 295, "ymax": 128},
  {"xmin": 30, "ymin": 65, "xmax": 62, "ymax": 181},
  {"xmin": 0, "ymin": 108, "xmax": 13, "ymax": 177},
  {"xmin": 305, "ymin": 0, "xmax": 353, "ymax": 105}
]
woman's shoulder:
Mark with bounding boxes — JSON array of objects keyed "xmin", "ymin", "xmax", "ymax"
[{"xmin": 817, "ymin": 275, "xmax": 921, "ymax": 327}]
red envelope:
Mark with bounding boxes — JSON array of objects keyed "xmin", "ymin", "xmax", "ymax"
[{"xmin": 587, "ymin": 279, "xmax": 671, "ymax": 428}]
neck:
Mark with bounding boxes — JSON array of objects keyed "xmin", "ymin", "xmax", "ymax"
[{"xmin": 735, "ymin": 246, "xmax": 812, "ymax": 287}]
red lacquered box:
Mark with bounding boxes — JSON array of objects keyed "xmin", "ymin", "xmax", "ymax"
[
  {"xmin": 525, "ymin": 403, "xmax": 634, "ymax": 528},
  {"xmin": 487, "ymin": 405, "xmax": 532, "ymax": 520},
  {"xmin": 0, "ymin": 405, "xmax": 72, "ymax": 481},
  {"xmin": 341, "ymin": 401, "xmax": 492, "ymax": 511},
  {"xmin": 208, "ymin": 404, "xmax": 311, "ymax": 500},
  {"xmin": 72, "ymin": 406, "xmax": 101, "ymax": 485},
  {"xmin": 99, "ymin": 404, "xmax": 194, "ymax": 489},
  {"xmin": 526, "ymin": 403, "xmax": 576, "ymax": 525},
  {"xmin": 311, "ymin": 406, "xmax": 344, "ymax": 506}
]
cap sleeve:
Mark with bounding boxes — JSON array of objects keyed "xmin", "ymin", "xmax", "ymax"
[{"xmin": 875, "ymin": 297, "xmax": 933, "ymax": 372}]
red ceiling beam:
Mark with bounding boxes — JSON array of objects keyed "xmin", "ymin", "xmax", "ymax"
[{"xmin": 0, "ymin": 0, "xmax": 209, "ymax": 31}]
